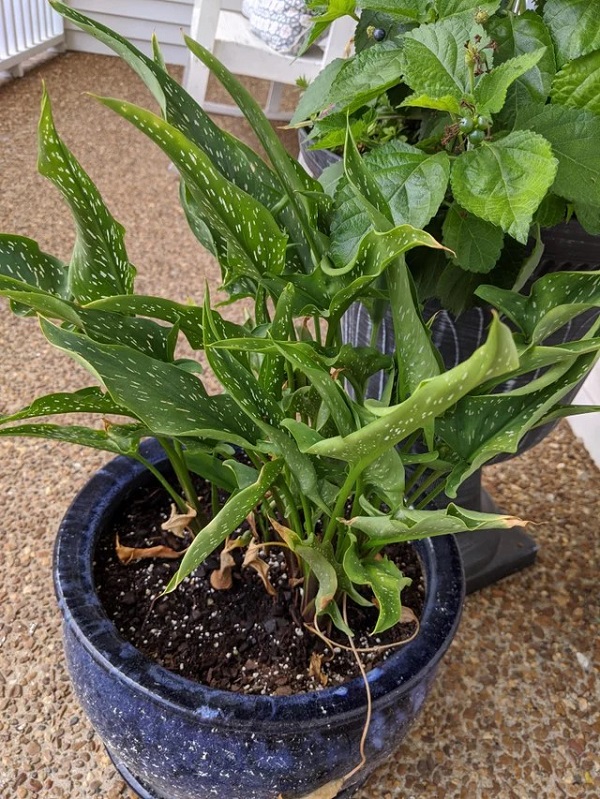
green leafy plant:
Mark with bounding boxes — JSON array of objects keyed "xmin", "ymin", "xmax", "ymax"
[
  {"xmin": 0, "ymin": 2, "xmax": 599, "ymax": 644},
  {"xmin": 292, "ymin": 0, "xmax": 600, "ymax": 312}
]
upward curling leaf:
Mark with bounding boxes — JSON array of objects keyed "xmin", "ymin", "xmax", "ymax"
[{"xmin": 38, "ymin": 88, "xmax": 135, "ymax": 303}]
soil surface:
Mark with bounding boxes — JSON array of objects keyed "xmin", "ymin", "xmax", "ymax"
[{"xmin": 94, "ymin": 473, "xmax": 424, "ymax": 695}]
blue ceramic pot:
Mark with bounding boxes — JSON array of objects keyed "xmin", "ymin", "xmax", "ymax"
[{"xmin": 54, "ymin": 440, "xmax": 465, "ymax": 799}]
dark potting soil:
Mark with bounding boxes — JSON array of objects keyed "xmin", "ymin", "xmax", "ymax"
[{"xmin": 94, "ymin": 474, "xmax": 425, "ymax": 695}]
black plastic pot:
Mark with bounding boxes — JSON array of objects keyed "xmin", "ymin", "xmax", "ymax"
[{"xmin": 54, "ymin": 439, "xmax": 465, "ymax": 799}]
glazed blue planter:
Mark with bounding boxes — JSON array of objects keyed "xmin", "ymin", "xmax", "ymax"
[{"xmin": 54, "ymin": 440, "xmax": 465, "ymax": 799}]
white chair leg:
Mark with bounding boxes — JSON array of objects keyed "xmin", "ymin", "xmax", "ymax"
[
  {"xmin": 264, "ymin": 81, "xmax": 285, "ymax": 118},
  {"xmin": 184, "ymin": 0, "xmax": 221, "ymax": 106}
]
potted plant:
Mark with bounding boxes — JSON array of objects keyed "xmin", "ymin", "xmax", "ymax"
[
  {"xmin": 294, "ymin": 0, "xmax": 600, "ymax": 303},
  {"xmin": 291, "ymin": 0, "xmax": 600, "ymax": 588},
  {"xmin": 0, "ymin": 4, "xmax": 599, "ymax": 798}
]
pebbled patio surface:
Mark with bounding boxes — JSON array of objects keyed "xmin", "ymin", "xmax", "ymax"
[{"xmin": 0, "ymin": 52, "xmax": 598, "ymax": 799}]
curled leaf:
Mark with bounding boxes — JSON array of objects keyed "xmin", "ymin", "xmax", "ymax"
[
  {"xmin": 243, "ymin": 541, "xmax": 277, "ymax": 597},
  {"xmin": 400, "ymin": 606, "xmax": 419, "ymax": 626},
  {"xmin": 308, "ymin": 652, "xmax": 328, "ymax": 687},
  {"xmin": 161, "ymin": 503, "xmax": 197, "ymax": 538},
  {"xmin": 210, "ymin": 548, "xmax": 236, "ymax": 590},
  {"xmin": 115, "ymin": 536, "xmax": 184, "ymax": 565},
  {"xmin": 210, "ymin": 535, "xmax": 248, "ymax": 590}
]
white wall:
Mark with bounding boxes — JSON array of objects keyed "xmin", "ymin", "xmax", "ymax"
[
  {"xmin": 568, "ymin": 364, "xmax": 600, "ymax": 468},
  {"xmin": 64, "ymin": 0, "xmax": 195, "ymax": 66}
]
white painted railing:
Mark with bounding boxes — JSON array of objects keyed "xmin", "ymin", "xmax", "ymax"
[{"xmin": 0, "ymin": 0, "xmax": 64, "ymax": 76}]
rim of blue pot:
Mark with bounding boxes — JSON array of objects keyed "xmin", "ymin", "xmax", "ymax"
[{"xmin": 54, "ymin": 439, "xmax": 465, "ymax": 731}]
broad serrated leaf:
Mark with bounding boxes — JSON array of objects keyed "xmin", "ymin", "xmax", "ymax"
[
  {"xmin": 476, "ymin": 271, "xmax": 600, "ymax": 344},
  {"xmin": 331, "ymin": 141, "xmax": 450, "ymax": 267},
  {"xmin": 551, "ymin": 51, "xmax": 600, "ymax": 115},
  {"xmin": 289, "ymin": 59, "xmax": 346, "ymax": 125},
  {"xmin": 543, "ymin": 0, "xmax": 600, "ymax": 67},
  {"xmin": 436, "ymin": 0, "xmax": 501, "ymax": 20},
  {"xmin": 399, "ymin": 16, "xmax": 486, "ymax": 99},
  {"xmin": 486, "ymin": 10, "xmax": 556, "ymax": 128},
  {"xmin": 38, "ymin": 88, "xmax": 135, "ymax": 303},
  {"xmin": 450, "ymin": 130, "xmax": 558, "ymax": 243},
  {"xmin": 308, "ymin": 315, "xmax": 519, "ymax": 464},
  {"xmin": 475, "ymin": 48, "xmax": 547, "ymax": 115},
  {"xmin": 574, "ymin": 202, "xmax": 600, "ymax": 235},
  {"xmin": 358, "ymin": 0, "xmax": 427, "ymax": 20},
  {"xmin": 442, "ymin": 203, "xmax": 504, "ymax": 273},
  {"xmin": 39, "ymin": 319, "xmax": 260, "ymax": 447},
  {"xmin": 325, "ymin": 42, "xmax": 405, "ymax": 114},
  {"xmin": 517, "ymin": 105, "xmax": 600, "ymax": 208},
  {"xmin": 163, "ymin": 459, "xmax": 284, "ymax": 593},
  {"xmin": 400, "ymin": 93, "xmax": 463, "ymax": 114}
]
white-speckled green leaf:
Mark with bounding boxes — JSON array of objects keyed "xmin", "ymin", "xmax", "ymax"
[
  {"xmin": 39, "ymin": 319, "xmax": 260, "ymax": 447},
  {"xmin": 450, "ymin": 130, "xmax": 558, "ymax": 243},
  {"xmin": 438, "ymin": 351, "xmax": 599, "ymax": 494},
  {"xmin": 342, "ymin": 533, "xmax": 410, "ymax": 633},
  {"xmin": 97, "ymin": 97, "xmax": 287, "ymax": 283},
  {"xmin": 476, "ymin": 270, "xmax": 600, "ymax": 343},
  {"xmin": 331, "ymin": 141, "xmax": 450, "ymax": 267},
  {"xmin": 163, "ymin": 459, "xmax": 284, "ymax": 593},
  {"xmin": 0, "ymin": 235, "xmax": 68, "ymax": 297},
  {"xmin": 87, "ymin": 294, "xmax": 205, "ymax": 349},
  {"xmin": 0, "ymin": 422, "xmax": 147, "ymax": 455},
  {"xmin": 348, "ymin": 503, "xmax": 524, "ymax": 544},
  {"xmin": 307, "ymin": 314, "xmax": 519, "ymax": 464},
  {"xmin": 38, "ymin": 88, "xmax": 135, "ymax": 303},
  {"xmin": 0, "ymin": 387, "xmax": 129, "ymax": 424}
]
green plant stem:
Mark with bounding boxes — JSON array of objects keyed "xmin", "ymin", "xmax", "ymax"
[
  {"xmin": 404, "ymin": 463, "xmax": 427, "ymax": 496},
  {"xmin": 400, "ymin": 430, "xmax": 421, "ymax": 453},
  {"xmin": 415, "ymin": 482, "xmax": 447, "ymax": 510},
  {"xmin": 323, "ymin": 460, "xmax": 364, "ymax": 546},
  {"xmin": 135, "ymin": 454, "xmax": 189, "ymax": 514},
  {"xmin": 157, "ymin": 436, "xmax": 201, "ymax": 519},
  {"xmin": 406, "ymin": 470, "xmax": 441, "ymax": 508},
  {"xmin": 275, "ymin": 478, "xmax": 304, "ymax": 537}
]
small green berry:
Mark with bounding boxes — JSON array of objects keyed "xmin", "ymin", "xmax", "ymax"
[
  {"xmin": 459, "ymin": 117, "xmax": 475, "ymax": 134},
  {"xmin": 468, "ymin": 129, "xmax": 486, "ymax": 145},
  {"xmin": 476, "ymin": 115, "xmax": 491, "ymax": 130}
]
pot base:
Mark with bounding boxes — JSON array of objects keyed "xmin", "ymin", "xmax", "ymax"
[{"xmin": 107, "ymin": 746, "xmax": 361, "ymax": 799}]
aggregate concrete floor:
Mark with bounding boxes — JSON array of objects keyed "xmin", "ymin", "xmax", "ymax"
[{"xmin": 0, "ymin": 52, "xmax": 598, "ymax": 799}]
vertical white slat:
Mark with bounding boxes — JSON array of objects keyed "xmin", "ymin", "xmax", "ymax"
[{"xmin": 0, "ymin": 0, "xmax": 65, "ymax": 75}]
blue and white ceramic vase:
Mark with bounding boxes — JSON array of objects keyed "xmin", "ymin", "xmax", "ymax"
[{"xmin": 53, "ymin": 440, "xmax": 465, "ymax": 799}]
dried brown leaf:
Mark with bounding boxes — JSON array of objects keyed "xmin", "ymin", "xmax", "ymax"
[
  {"xmin": 246, "ymin": 512, "xmax": 259, "ymax": 540},
  {"xmin": 400, "ymin": 606, "xmax": 419, "ymax": 625},
  {"xmin": 308, "ymin": 652, "xmax": 328, "ymax": 687},
  {"xmin": 115, "ymin": 536, "xmax": 184, "ymax": 565},
  {"xmin": 210, "ymin": 548, "xmax": 235, "ymax": 590},
  {"xmin": 269, "ymin": 517, "xmax": 298, "ymax": 548},
  {"xmin": 243, "ymin": 541, "xmax": 277, "ymax": 597},
  {"xmin": 161, "ymin": 503, "xmax": 197, "ymax": 538}
]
